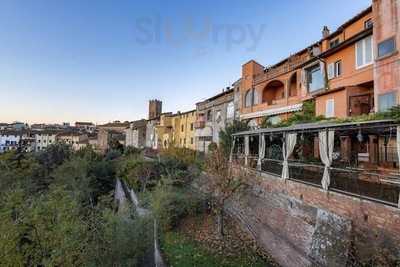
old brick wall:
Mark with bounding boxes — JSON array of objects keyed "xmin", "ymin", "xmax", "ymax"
[{"xmin": 196, "ymin": 172, "xmax": 400, "ymax": 266}]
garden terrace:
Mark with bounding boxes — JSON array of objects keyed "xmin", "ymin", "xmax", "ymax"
[{"xmin": 231, "ymin": 119, "xmax": 400, "ymax": 207}]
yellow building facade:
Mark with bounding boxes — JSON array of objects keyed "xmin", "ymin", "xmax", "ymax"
[
  {"xmin": 155, "ymin": 110, "xmax": 197, "ymax": 150},
  {"xmin": 171, "ymin": 110, "xmax": 196, "ymax": 150}
]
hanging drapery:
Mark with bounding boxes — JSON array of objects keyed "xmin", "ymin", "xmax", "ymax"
[
  {"xmin": 244, "ymin": 135, "xmax": 250, "ymax": 166},
  {"xmin": 397, "ymin": 126, "xmax": 400, "ymax": 208},
  {"xmin": 282, "ymin": 133, "xmax": 297, "ymax": 180},
  {"xmin": 319, "ymin": 130, "xmax": 335, "ymax": 190},
  {"xmin": 257, "ymin": 134, "xmax": 266, "ymax": 170},
  {"xmin": 229, "ymin": 137, "xmax": 236, "ymax": 163}
]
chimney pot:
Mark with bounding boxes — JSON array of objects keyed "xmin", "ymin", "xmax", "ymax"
[{"xmin": 322, "ymin": 26, "xmax": 330, "ymax": 38}]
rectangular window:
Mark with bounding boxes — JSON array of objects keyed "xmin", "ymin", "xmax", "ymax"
[
  {"xmin": 377, "ymin": 37, "xmax": 396, "ymax": 58},
  {"xmin": 226, "ymin": 102, "xmax": 234, "ymax": 119},
  {"xmin": 191, "ymin": 137, "xmax": 193, "ymax": 144},
  {"xmin": 207, "ymin": 110, "xmax": 212, "ymax": 121},
  {"xmin": 307, "ymin": 64, "xmax": 324, "ymax": 92},
  {"xmin": 190, "ymin": 123, "xmax": 193, "ymax": 131},
  {"xmin": 364, "ymin": 19, "xmax": 373, "ymax": 29},
  {"xmin": 329, "ymin": 38, "xmax": 340, "ymax": 48},
  {"xmin": 334, "ymin": 61, "xmax": 342, "ymax": 77},
  {"xmin": 355, "ymin": 36, "xmax": 373, "ymax": 69},
  {"xmin": 378, "ymin": 92, "xmax": 396, "ymax": 112},
  {"xmin": 325, "ymin": 99, "xmax": 335, "ymax": 118},
  {"xmin": 181, "ymin": 125, "xmax": 184, "ymax": 132}
]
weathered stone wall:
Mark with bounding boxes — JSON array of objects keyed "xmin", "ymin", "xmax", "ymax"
[{"xmin": 196, "ymin": 172, "xmax": 400, "ymax": 266}]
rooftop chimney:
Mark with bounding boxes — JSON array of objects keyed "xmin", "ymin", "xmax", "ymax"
[{"xmin": 322, "ymin": 26, "xmax": 330, "ymax": 38}]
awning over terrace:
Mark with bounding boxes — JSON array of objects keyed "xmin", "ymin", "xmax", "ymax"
[
  {"xmin": 239, "ymin": 103, "xmax": 303, "ymax": 120},
  {"xmin": 231, "ymin": 119, "xmax": 400, "ymax": 208}
]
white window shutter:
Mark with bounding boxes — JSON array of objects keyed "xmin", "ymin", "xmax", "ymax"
[
  {"xmin": 325, "ymin": 99, "xmax": 335, "ymax": 118},
  {"xmin": 327, "ymin": 63, "xmax": 334, "ymax": 80}
]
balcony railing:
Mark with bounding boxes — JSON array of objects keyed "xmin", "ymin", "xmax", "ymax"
[{"xmin": 254, "ymin": 53, "xmax": 310, "ymax": 84}]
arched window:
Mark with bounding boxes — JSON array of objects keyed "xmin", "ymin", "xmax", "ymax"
[
  {"xmin": 245, "ymin": 89, "xmax": 253, "ymax": 107},
  {"xmin": 262, "ymin": 80, "xmax": 285, "ymax": 105}
]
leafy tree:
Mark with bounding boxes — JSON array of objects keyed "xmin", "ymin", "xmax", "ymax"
[
  {"xmin": 118, "ymin": 157, "xmax": 161, "ymax": 192},
  {"xmin": 0, "ymin": 151, "xmax": 44, "ymax": 194},
  {"xmin": 109, "ymin": 138, "xmax": 124, "ymax": 154},
  {"xmin": 35, "ymin": 143, "xmax": 72, "ymax": 174},
  {"xmin": 52, "ymin": 158, "xmax": 93, "ymax": 206},
  {"xmin": 0, "ymin": 186, "xmax": 88, "ymax": 266}
]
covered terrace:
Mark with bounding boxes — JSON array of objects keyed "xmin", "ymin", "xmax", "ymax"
[{"xmin": 231, "ymin": 120, "xmax": 400, "ymax": 207}]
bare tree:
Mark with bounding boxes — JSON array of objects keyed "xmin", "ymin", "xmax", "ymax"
[{"xmin": 205, "ymin": 147, "xmax": 250, "ymax": 237}]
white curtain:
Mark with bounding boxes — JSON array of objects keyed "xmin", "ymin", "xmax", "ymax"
[
  {"xmin": 397, "ymin": 126, "xmax": 400, "ymax": 208},
  {"xmin": 319, "ymin": 130, "xmax": 335, "ymax": 190},
  {"xmin": 282, "ymin": 133, "xmax": 297, "ymax": 180},
  {"xmin": 257, "ymin": 134, "xmax": 266, "ymax": 170},
  {"xmin": 244, "ymin": 135, "xmax": 249, "ymax": 166},
  {"xmin": 229, "ymin": 137, "xmax": 236, "ymax": 163}
]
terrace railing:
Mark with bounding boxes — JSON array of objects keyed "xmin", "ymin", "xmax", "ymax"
[{"xmin": 233, "ymin": 154, "xmax": 400, "ymax": 207}]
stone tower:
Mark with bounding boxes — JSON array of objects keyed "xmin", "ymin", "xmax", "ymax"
[{"xmin": 148, "ymin": 99, "xmax": 162, "ymax": 120}]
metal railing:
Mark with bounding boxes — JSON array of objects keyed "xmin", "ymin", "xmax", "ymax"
[{"xmin": 232, "ymin": 154, "xmax": 400, "ymax": 207}]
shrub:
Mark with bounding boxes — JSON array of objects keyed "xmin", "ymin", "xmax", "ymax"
[
  {"xmin": 159, "ymin": 146, "xmax": 198, "ymax": 167},
  {"xmin": 86, "ymin": 209, "xmax": 153, "ymax": 267},
  {"xmin": 150, "ymin": 184, "xmax": 206, "ymax": 231},
  {"xmin": 124, "ymin": 146, "xmax": 143, "ymax": 156},
  {"xmin": 105, "ymin": 149, "xmax": 122, "ymax": 161}
]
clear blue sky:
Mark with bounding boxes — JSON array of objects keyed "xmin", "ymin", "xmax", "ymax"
[{"xmin": 0, "ymin": 0, "xmax": 371, "ymax": 124}]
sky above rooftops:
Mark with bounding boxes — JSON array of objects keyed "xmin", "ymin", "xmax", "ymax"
[{"xmin": 0, "ymin": 0, "xmax": 370, "ymax": 124}]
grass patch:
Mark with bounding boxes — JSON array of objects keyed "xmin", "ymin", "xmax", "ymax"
[{"xmin": 161, "ymin": 231, "xmax": 270, "ymax": 267}]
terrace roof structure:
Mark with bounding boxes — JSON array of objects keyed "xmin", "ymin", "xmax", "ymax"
[{"xmin": 232, "ymin": 119, "xmax": 398, "ymax": 136}]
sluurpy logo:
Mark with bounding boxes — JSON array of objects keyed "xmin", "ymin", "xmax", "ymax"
[{"xmin": 134, "ymin": 15, "xmax": 266, "ymax": 54}]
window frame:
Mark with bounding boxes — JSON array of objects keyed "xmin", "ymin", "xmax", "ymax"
[
  {"xmin": 329, "ymin": 38, "xmax": 340, "ymax": 49},
  {"xmin": 206, "ymin": 110, "xmax": 212, "ymax": 122},
  {"xmin": 226, "ymin": 101, "xmax": 234, "ymax": 119},
  {"xmin": 334, "ymin": 60, "xmax": 342, "ymax": 77},
  {"xmin": 364, "ymin": 18, "xmax": 373, "ymax": 29},
  {"xmin": 377, "ymin": 36, "xmax": 396, "ymax": 59},
  {"xmin": 355, "ymin": 35, "xmax": 373, "ymax": 69},
  {"xmin": 306, "ymin": 63, "xmax": 324, "ymax": 93},
  {"xmin": 325, "ymin": 99, "xmax": 335, "ymax": 118},
  {"xmin": 328, "ymin": 61, "xmax": 341, "ymax": 80},
  {"xmin": 378, "ymin": 91, "xmax": 397, "ymax": 112}
]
